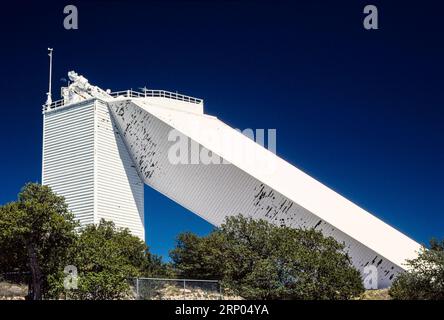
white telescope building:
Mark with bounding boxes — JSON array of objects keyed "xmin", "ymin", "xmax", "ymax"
[{"xmin": 42, "ymin": 71, "xmax": 421, "ymax": 288}]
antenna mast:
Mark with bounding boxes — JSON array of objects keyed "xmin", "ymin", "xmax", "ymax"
[{"xmin": 46, "ymin": 48, "xmax": 53, "ymax": 106}]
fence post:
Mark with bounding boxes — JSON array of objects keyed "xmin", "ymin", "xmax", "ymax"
[
  {"xmin": 136, "ymin": 278, "xmax": 139, "ymax": 300},
  {"xmin": 183, "ymin": 280, "xmax": 186, "ymax": 300}
]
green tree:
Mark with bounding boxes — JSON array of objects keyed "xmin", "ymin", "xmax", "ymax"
[
  {"xmin": 389, "ymin": 239, "xmax": 444, "ymax": 300},
  {"xmin": 171, "ymin": 215, "xmax": 364, "ymax": 300},
  {"xmin": 170, "ymin": 231, "xmax": 226, "ymax": 280},
  {"xmin": 0, "ymin": 183, "xmax": 78, "ymax": 300},
  {"xmin": 143, "ymin": 253, "xmax": 177, "ymax": 278},
  {"xmin": 51, "ymin": 220, "xmax": 154, "ymax": 300},
  {"xmin": 0, "ymin": 183, "xmax": 172, "ymax": 300}
]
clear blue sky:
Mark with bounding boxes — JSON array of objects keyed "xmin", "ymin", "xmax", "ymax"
[{"xmin": 0, "ymin": 1, "xmax": 443, "ymax": 260}]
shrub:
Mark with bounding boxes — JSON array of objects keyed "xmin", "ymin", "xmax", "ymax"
[{"xmin": 389, "ymin": 239, "xmax": 444, "ymax": 300}]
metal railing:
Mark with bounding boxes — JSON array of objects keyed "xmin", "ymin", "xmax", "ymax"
[
  {"xmin": 110, "ymin": 89, "xmax": 203, "ymax": 104},
  {"xmin": 43, "ymin": 89, "xmax": 203, "ymax": 112},
  {"xmin": 132, "ymin": 277, "xmax": 222, "ymax": 300},
  {"xmin": 43, "ymin": 98, "xmax": 65, "ymax": 111}
]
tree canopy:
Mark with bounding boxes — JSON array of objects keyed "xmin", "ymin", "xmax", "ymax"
[
  {"xmin": 389, "ymin": 239, "xmax": 444, "ymax": 300},
  {"xmin": 49, "ymin": 220, "xmax": 150, "ymax": 299},
  {"xmin": 0, "ymin": 183, "xmax": 78, "ymax": 300},
  {"xmin": 171, "ymin": 215, "xmax": 365, "ymax": 300},
  {"xmin": 0, "ymin": 183, "xmax": 170, "ymax": 300},
  {"xmin": 48, "ymin": 219, "xmax": 175, "ymax": 299}
]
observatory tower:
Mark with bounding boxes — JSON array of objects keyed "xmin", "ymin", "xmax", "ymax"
[
  {"xmin": 42, "ymin": 71, "xmax": 421, "ymax": 288},
  {"xmin": 42, "ymin": 72, "xmax": 144, "ymax": 239}
]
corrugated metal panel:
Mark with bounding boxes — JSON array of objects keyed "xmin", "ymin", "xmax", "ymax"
[
  {"xmin": 43, "ymin": 102, "xmax": 95, "ymax": 226},
  {"xmin": 95, "ymin": 100, "xmax": 144, "ymax": 240},
  {"xmin": 109, "ymin": 98, "xmax": 419, "ymax": 287},
  {"xmin": 42, "ymin": 100, "xmax": 145, "ymax": 240}
]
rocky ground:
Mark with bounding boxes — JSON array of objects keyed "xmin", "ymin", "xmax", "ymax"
[
  {"xmin": 0, "ymin": 281, "xmax": 391, "ymax": 300},
  {"xmin": 0, "ymin": 281, "xmax": 27, "ymax": 300},
  {"xmin": 133, "ymin": 284, "xmax": 243, "ymax": 300},
  {"xmin": 134, "ymin": 286, "xmax": 393, "ymax": 300},
  {"xmin": 357, "ymin": 289, "xmax": 391, "ymax": 300}
]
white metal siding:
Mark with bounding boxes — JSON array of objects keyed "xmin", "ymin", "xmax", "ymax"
[
  {"xmin": 95, "ymin": 100, "xmax": 144, "ymax": 240},
  {"xmin": 43, "ymin": 102, "xmax": 95, "ymax": 225},
  {"xmin": 42, "ymin": 100, "xmax": 145, "ymax": 240}
]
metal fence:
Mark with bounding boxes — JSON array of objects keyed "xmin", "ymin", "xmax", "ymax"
[
  {"xmin": 44, "ymin": 88, "xmax": 203, "ymax": 111},
  {"xmin": 0, "ymin": 272, "xmax": 30, "ymax": 285},
  {"xmin": 132, "ymin": 277, "xmax": 222, "ymax": 300}
]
